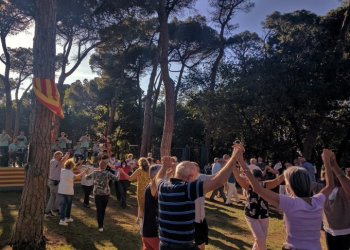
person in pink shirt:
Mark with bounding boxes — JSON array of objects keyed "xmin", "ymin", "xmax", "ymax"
[{"xmin": 236, "ymin": 148, "xmax": 334, "ymax": 250}]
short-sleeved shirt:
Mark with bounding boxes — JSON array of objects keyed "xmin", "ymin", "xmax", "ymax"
[
  {"xmin": 58, "ymin": 137, "xmax": 68, "ymax": 149},
  {"xmin": 211, "ymin": 162, "xmax": 221, "ymax": 175},
  {"xmin": 302, "ymin": 162, "xmax": 316, "ymax": 182},
  {"xmin": 16, "ymin": 135, "xmax": 27, "ymax": 148},
  {"xmin": 80, "ymin": 136, "xmax": 90, "ymax": 148},
  {"xmin": 49, "ymin": 159, "xmax": 63, "ymax": 181},
  {"xmin": 279, "ymin": 193, "xmax": 326, "ymax": 250},
  {"xmin": 8, "ymin": 143, "xmax": 18, "ymax": 153},
  {"xmin": 142, "ymin": 185, "xmax": 158, "ymax": 237},
  {"xmin": 58, "ymin": 169, "xmax": 75, "ymax": 195},
  {"xmin": 116, "ymin": 166, "xmax": 131, "ymax": 180},
  {"xmin": 74, "ymin": 146, "xmax": 82, "ymax": 155},
  {"xmin": 86, "ymin": 170, "xmax": 119, "ymax": 196},
  {"xmin": 158, "ymin": 178, "xmax": 204, "ymax": 245},
  {"xmin": 0, "ymin": 133, "xmax": 11, "ymax": 146}
]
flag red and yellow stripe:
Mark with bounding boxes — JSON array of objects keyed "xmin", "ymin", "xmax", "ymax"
[{"xmin": 33, "ymin": 77, "xmax": 64, "ymax": 119}]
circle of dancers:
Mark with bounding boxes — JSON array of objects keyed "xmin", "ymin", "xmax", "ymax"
[{"xmin": 39, "ymin": 132, "xmax": 350, "ymax": 250}]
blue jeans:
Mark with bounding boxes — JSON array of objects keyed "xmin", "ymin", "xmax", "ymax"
[{"xmin": 59, "ymin": 194, "xmax": 73, "ymax": 220}]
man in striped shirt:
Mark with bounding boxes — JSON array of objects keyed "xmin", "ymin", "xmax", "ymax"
[{"xmin": 156, "ymin": 144, "xmax": 244, "ymax": 250}]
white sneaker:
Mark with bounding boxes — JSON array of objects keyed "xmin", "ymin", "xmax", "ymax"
[
  {"xmin": 59, "ymin": 220, "xmax": 68, "ymax": 226},
  {"xmin": 98, "ymin": 228, "xmax": 103, "ymax": 232},
  {"xmin": 65, "ymin": 218, "xmax": 74, "ymax": 223}
]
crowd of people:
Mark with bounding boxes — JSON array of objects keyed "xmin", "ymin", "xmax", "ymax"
[
  {"xmin": 0, "ymin": 130, "xmax": 28, "ymax": 167},
  {"xmin": 39, "ymin": 130, "xmax": 350, "ymax": 250}
]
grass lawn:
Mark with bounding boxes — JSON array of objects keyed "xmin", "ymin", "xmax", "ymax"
[{"xmin": 0, "ymin": 185, "xmax": 326, "ymax": 250}]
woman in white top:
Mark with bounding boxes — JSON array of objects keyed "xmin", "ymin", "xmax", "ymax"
[
  {"xmin": 80, "ymin": 163, "xmax": 95, "ymax": 208},
  {"xmin": 58, "ymin": 159, "xmax": 86, "ymax": 226}
]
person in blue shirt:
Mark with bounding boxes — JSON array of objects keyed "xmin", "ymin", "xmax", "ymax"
[
  {"xmin": 298, "ymin": 156, "xmax": 316, "ymax": 182},
  {"xmin": 209, "ymin": 155, "xmax": 228, "ymax": 203}
]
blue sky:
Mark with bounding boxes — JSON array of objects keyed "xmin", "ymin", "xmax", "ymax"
[
  {"xmin": 0, "ymin": 0, "xmax": 343, "ymax": 92},
  {"xmin": 194, "ymin": 0, "xmax": 340, "ymax": 35}
]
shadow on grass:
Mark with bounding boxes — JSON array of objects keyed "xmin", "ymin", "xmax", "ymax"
[
  {"xmin": 0, "ymin": 191, "xmax": 21, "ymax": 248},
  {"xmin": 209, "ymin": 227, "xmax": 252, "ymax": 250},
  {"xmin": 44, "ymin": 188, "xmax": 141, "ymax": 250}
]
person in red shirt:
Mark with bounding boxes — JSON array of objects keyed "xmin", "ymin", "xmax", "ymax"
[{"xmin": 115, "ymin": 160, "xmax": 131, "ymax": 208}]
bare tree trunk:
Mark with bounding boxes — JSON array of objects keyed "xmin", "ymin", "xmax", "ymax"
[
  {"xmin": 11, "ymin": 1, "xmax": 57, "ymax": 249},
  {"xmin": 302, "ymin": 130, "xmax": 318, "ymax": 161},
  {"xmin": 107, "ymin": 100, "xmax": 116, "ymax": 136},
  {"xmin": 1, "ymin": 35, "xmax": 12, "ymax": 133},
  {"xmin": 174, "ymin": 63, "xmax": 185, "ymax": 107},
  {"xmin": 148, "ymin": 75, "xmax": 162, "ymax": 153},
  {"xmin": 14, "ymin": 100, "xmax": 21, "ymax": 136},
  {"xmin": 158, "ymin": 0, "xmax": 174, "ymax": 157},
  {"xmin": 140, "ymin": 53, "xmax": 159, "ymax": 157},
  {"xmin": 336, "ymin": 125, "xmax": 350, "ymax": 162}
]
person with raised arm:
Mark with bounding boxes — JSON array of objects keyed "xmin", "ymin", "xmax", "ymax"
[
  {"xmin": 57, "ymin": 159, "xmax": 87, "ymax": 226},
  {"xmin": 232, "ymin": 159, "xmax": 284, "ymax": 250},
  {"xmin": 323, "ymin": 152, "xmax": 350, "ymax": 250},
  {"xmin": 45, "ymin": 151, "xmax": 70, "ymax": 217},
  {"xmin": 154, "ymin": 143, "xmax": 244, "ymax": 250},
  {"xmin": 85, "ymin": 160, "xmax": 120, "ymax": 232},
  {"xmin": 237, "ymin": 148, "xmax": 334, "ymax": 250}
]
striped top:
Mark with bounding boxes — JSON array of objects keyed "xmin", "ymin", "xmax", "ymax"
[{"xmin": 158, "ymin": 178, "xmax": 204, "ymax": 245}]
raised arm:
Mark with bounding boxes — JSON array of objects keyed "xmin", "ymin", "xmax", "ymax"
[
  {"xmin": 238, "ymin": 154, "xmax": 280, "ymax": 208},
  {"xmin": 60, "ymin": 152, "xmax": 70, "ymax": 166},
  {"xmin": 74, "ymin": 167, "xmax": 88, "ymax": 179},
  {"xmin": 203, "ymin": 144, "xmax": 243, "ymax": 194},
  {"xmin": 155, "ymin": 156, "xmax": 173, "ymax": 186},
  {"xmin": 232, "ymin": 162, "xmax": 250, "ymax": 190},
  {"xmin": 330, "ymin": 152, "xmax": 350, "ymax": 197},
  {"xmin": 265, "ymin": 174, "xmax": 285, "ymax": 190},
  {"xmin": 319, "ymin": 149, "xmax": 335, "ymax": 197},
  {"xmin": 128, "ymin": 169, "xmax": 140, "ymax": 182}
]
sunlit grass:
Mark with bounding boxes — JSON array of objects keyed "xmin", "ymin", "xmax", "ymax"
[{"xmin": 0, "ymin": 185, "xmax": 326, "ymax": 249}]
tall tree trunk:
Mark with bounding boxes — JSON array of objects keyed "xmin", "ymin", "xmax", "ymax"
[
  {"xmin": 302, "ymin": 130, "xmax": 318, "ymax": 161},
  {"xmin": 11, "ymin": 1, "xmax": 57, "ymax": 249},
  {"xmin": 135, "ymin": 63, "xmax": 144, "ymax": 141},
  {"xmin": 158, "ymin": 0, "xmax": 174, "ymax": 157},
  {"xmin": 14, "ymin": 100, "xmax": 21, "ymax": 136},
  {"xmin": 336, "ymin": 125, "xmax": 350, "ymax": 162},
  {"xmin": 107, "ymin": 100, "xmax": 116, "ymax": 136},
  {"xmin": 1, "ymin": 35, "xmax": 12, "ymax": 133},
  {"xmin": 148, "ymin": 75, "xmax": 162, "ymax": 154},
  {"xmin": 140, "ymin": 52, "xmax": 159, "ymax": 157},
  {"xmin": 174, "ymin": 63, "xmax": 185, "ymax": 107}
]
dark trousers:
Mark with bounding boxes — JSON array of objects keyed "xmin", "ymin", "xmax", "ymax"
[
  {"xmin": 82, "ymin": 185, "xmax": 93, "ymax": 205},
  {"xmin": 118, "ymin": 180, "xmax": 130, "ymax": 208},
  {"xmin": 210, "ymin": 186, "xmax": 226, "ymax": 201},
  {"xmin": 326, "ymin": 232, "xmax": 350, "ymax": 250},
  {"xmin": 114, "ymin": 181, "xmax": 121, "ymax": 201},
  {"xmin": 0, "ymin": 146, "xmax": 9, "ymax": 167},
  {"xmin": 59, "ymin": 194, "xmax": 73, "ymax": 220},
  {"xmin": 95, "ymin": 195, "xmax": 109, "ymax": 228}
]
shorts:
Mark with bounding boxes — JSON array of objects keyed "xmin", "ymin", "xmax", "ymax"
[{"xmin": 194, "ymin": 218, "xmax": 208, "ymax": 245}]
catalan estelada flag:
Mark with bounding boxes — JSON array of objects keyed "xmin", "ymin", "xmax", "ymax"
[{"xmin": 33, "ymin": 77, "xmax": 64, "ymax": 119}]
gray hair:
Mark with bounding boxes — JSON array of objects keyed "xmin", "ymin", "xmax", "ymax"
[
  {"xmin": 149, "ymin": 164, "xmax": 161, "ymax": 179},
  {"xmin": 175, "ymin": 161, "xmax": 196, "ymax": 180},
  {"xmin": 284, "ymin": 166, "xmax": 311, "ymax": 197}
]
